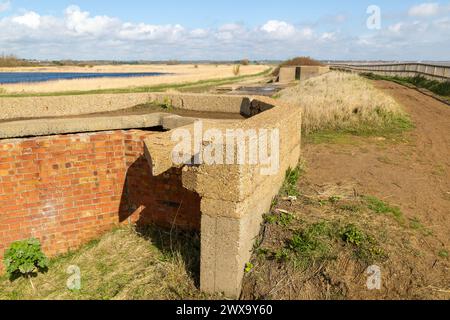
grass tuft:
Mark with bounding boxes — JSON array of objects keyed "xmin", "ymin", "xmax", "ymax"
[{"xmin": 364, "ymin": 196, "xmax": 405, "ymax": 224}]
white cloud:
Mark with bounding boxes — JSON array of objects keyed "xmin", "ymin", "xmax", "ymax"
[
  {"xmin": 118, "ymin": 22, "xmax": 184, "ymax": 41},
  {"xmin": 434, "ymin": 17, "xmax": 450, "ymax": 29},
  {"xmin": 261, "ymin": 20, "xmax": 296, "ymax": 38},
  {"xmin": 408, "ymin": 3, "xmax": 440, "ymax": 17},
  {"xmin": 388, "ymin": 22, "xmax": 404, "ymax": 33},
  {"xmin": 12, "ymin": 11, "xmax": 41, "ymax": 29},
  {"xmin": 0, "ymin": 5, "xmax": 448, "ymax": 60},
  {"xmin": 320, "ymin": 32, "xmax": 336, "ymax": 41},
  {"xmin": 65, "ymin": 5, "xmax": 118, "ymax": 35},
  {"xmin": 0, "ymin": 1, "xmax": 10, "ymax": 13}
]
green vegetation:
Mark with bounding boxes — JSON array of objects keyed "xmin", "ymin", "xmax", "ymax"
[
  {"xmin": 0, "ymin": 227, "xmax": 211, "ymax": 300},
  {"xmin": 280, "ymin": 165, "xmax": 304, "ymax": 197},
  {"xmin": 3, "ymin": 239, "xmax": 49, "ymax": 279},
  {"xmin": 364, "ymin": 196, "xmax": 405, "ymax": 224},
  {"xmin": 340, "ymin": 224, "xmax": 365, "ymax": 246},
  {"xmin": 264, "ymin": 211, "xmax": 295, "ymax": 227},
  {"xmin": 438, "ymin": 250, "xmax": 448, "ymax": 259},
  {"xmin": 0, "ymin": 68, "xmax": 272, "ymax": 98},
  {"xmin": 244, "ymin": 262, "xmax": 254, "ymax": 273},
  {"xmin": 262, "ymin": 219, "xmax": 387, "ymax": 268},
  {"xmin": 288, "ymin": 221, "xmax": 335, "ymax": 261},
  {"xmin": 159, "ymin": 97, "xmax": 174, "ymax": 111},
  {"xmin": 305, "ymin": 112, "xmax": 414, "ymax": 144},
  {"xmin": 363, "ymin": 73, "xmax": 450, "ymax": 102}
]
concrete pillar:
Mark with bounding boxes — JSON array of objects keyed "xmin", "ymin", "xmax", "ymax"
[{"xmin": 200, "ymin": 211, "xmax": 263, "ymax": 297}]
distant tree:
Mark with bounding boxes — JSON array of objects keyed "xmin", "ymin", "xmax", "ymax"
[{"xmin": 241, "ymin": 59, "xmax": 250, "ymax": 66}]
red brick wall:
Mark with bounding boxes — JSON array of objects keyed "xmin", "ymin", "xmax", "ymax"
[{"xmin": 0, "ymin": 130, "xmax": 200, "ymax": 267}]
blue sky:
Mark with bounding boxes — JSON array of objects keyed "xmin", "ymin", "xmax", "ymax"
[{"xmin": 1, "ymin": 0, "xmax": 449, "ymax": 60}]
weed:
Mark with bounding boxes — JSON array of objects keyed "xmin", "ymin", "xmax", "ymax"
[
  {"xmin": 3, "ymin": 239, "xmax": 49, "ymax": 280},
  {"xmin": 160, "ymin": 97, "xmax": 174, "ymax": 111},
  {"xmin": 328, "ymin": 196, "xmax": 342, "ymax": 204},
  {"xmin": 271, "ymin": 93, "xmax": 281, "ymax": 99},
  {"xmin": 264, "ymin": 212, "xmax": 295, "ymax": 227},
  {"xmin": 280, "ymin": 165, "xmax": 304, "ymax": 197},
  {"xmin": 288, "ymin": 221, "xmax": 334, "ymax": 262},
  {"xmin": 338, "ymin": 203, "xmax": 362, "ymax": 213},
  {"xmin": 438, "ymin": 250, "xmax": 449, "ymax": 259},
  {"xmin": 264, "ymin": 214, "xmax": 278, "ymax": 225},
  {"xmin": 274, "ymin": 249, "xmax": 290, "ymax": 262},
  {"xmin": 364, "ymin": 196, "xmax": 405, "ymax": 224},
  {"xmin": 340, "ymin": 224, "xmax": 365, "ymax": 246},
  {"xmin": 244, "ymin": 263, "xmax": 254, "ymax": 273}
]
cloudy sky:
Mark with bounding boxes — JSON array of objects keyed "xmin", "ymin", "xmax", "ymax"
[{"xmin": 0, "ymin": 0, "xmax": 449, "ymax": 61}]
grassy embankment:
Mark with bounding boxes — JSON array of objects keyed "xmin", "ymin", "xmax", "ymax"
[
  {"xmin": 274, "ymin": 71, "xmax": 414, "ymax": 144},
  {"xmin": 362, "ymin": 73, "xmax": 450, "ymax": 103}
]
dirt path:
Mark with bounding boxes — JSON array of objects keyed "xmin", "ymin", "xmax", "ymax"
[
  {"xmin": 301, "ymin": 80, "xmax": 450, "ymax": 284},
  {"xmin": 303, "ymin": 80, "xmax": 450, "ymax": 243}
]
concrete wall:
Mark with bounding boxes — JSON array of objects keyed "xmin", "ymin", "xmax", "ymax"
[
  {"xmin": 0, "ymin": 93, "xmax": 251, "ymax": 121},
  {"xmin": 143, "ymin": 96, "xmax": 302, "ymax": 297},
  {"xmin": 0, "ymin": 130, "xmax": 201, "ymax": 270},
  {"xmin": 331, "ymin": 63, "xmax": 450, "ymax": 82},
  {"xmin": 278, "ymin": 66, "xmax": 330, "ymax": 83}
]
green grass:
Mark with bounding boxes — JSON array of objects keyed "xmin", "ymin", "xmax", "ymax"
[
  {"xmin": 264, "ymin": 211, "xmax": 295, "ymax": 227},
  {"xmin": 438, "ymin": 250, "xmax": 449, "ymax": 259},
  {"xmin": 279, "ymin": 164, "xmax": 305, "ymax": 197},
  {"xmin": 0, "ymin": 68, "xmax": 273, "ymax": 98},
  {"xmin": 266, "ymin": 220, "xmax": 388, "ymax": 268},
  {"xmin": 364, "ymin": 196, "xmax": 405, "ymax": 224},
  {"xmin": 304, "ymin": 112, "xmax": 414, "ymax": 145},
  {"xmin": 363, "ymin": 73, "xmax": 450, "ymax": 102}
]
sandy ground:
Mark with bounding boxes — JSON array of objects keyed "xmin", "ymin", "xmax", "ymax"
[{"xmin": 0, "ymin": 64, "xmax": 269, "ymax": 94}]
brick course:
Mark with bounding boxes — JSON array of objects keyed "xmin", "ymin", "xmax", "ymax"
[{"xmin": 0, "ymin": 130, "xmax": 200, "ymax": 268}]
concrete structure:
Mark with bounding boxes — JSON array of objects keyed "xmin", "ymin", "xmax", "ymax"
[
  {"xmin": 278, "ymin": 65, "xmax": 330, "ymax": 83},
  {"xmin": 0, "ymin": 92, "xmax": 302, "ymax": 298},
  {"xmin": 331, "ymin": 63, "xmax": 450, "ymax": 82}
]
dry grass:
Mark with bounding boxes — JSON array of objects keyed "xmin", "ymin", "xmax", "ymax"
[
  {"xmin": 277, "ymin": 71, "xmax": 412, "ymax": 135},
  {"xmin": 0, "ymin": 64, "xmax": 268, "ymax": 94},
  {"xmin": 0, "ymin": 55, "xmax": 36, "ymax": 68},
  {"xmin": 0, "ymin": 226, "xmax": 215, "ymax": 300}
]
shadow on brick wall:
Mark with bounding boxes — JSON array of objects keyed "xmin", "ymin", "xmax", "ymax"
[{"xmin": 117, "ymin": 155, "xmax": 202, "ymax": 286}]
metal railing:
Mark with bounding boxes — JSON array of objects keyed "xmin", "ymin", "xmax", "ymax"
[{"xmin": 330, "ymin": 63, "xmax": 450, "ymax": 82}]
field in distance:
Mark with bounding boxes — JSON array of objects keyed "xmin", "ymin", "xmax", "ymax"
[{"xmin": 0, "ymin": 64, "xmax": 270, "ymax": 94}]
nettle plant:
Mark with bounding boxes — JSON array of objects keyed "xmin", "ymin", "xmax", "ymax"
[{"xmin": 3, "ymin": 238, "xmax": 49, "ymax": 288}]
